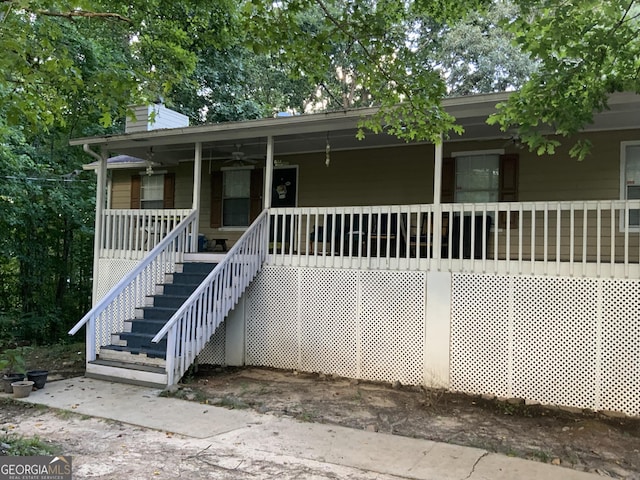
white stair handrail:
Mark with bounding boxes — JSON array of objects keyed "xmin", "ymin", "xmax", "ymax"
[
  {"xmin": 69, "ymin": 210, "xmax": 198, "ymax": 342},
  {"xmin": 152, "ymin": 210, "xmax": 269, "ymax": 385}
]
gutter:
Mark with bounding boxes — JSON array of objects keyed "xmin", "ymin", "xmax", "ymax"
[{"xmin": 83, "ymin": 144, "xmax": 103, "ymax": 161}]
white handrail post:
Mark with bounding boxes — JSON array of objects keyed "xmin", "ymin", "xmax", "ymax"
[
  {"xmin": 264, "ymin": 136, "xmax": 274, "ymax": 209},
  {"xmin": 166, "ymin": 325, "xmax": 177, "ymax": 386},
  {"xmin": 432, "ymin": 136, "xmax": 443, "ymax": 260},
  {"xmin": 87, "ymin": 315, "xmax": 97, "ymax": 362},
  {"xmin": 191, "ymin": 142, "xmax": 202, "ymax": 251}
]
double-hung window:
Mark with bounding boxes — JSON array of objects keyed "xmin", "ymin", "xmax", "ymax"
[
  {"xmin": 140, "ymin": 174, "xmax": 165, "ymax": 209},
  {"xmin": 222, "ymin": 168, "xmax": 251, "ymax": 227},
  {"xmin": 453, "ymin": 153, "xmax": 500, "ymax": 203}
]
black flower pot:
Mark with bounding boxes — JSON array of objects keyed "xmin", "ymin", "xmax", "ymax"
[
  {"xmin": 26, "ymin": 370, "xmax": 48, "ymax": 390},
  {"xmin": 2, "ymin": 373, "xmax": 25, "ymax": 393}
]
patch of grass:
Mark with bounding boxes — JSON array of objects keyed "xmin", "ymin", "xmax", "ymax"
[
  {"xmin": 297, "ymin": 411, "xmax": 315, "ymax": 422},
  {"xmin": 54, "ymin": 409, "xmax": 77, "ymax": 420},
  {"xmin": 529, "ymin": 450, "xmax": 552, "ymax": 463},
  {"xmin": 215, "ymin": 395, "xmax": 250, "ymax": 410},
  {"xmin": 351, "ymin": 389, "xmax": 363, "ymax": 402},
  {"xmin": 0, "ymin": 433, "xmax": 59, "ymax": 456},
  {"xmin": 160, "ymin": 387, "xmax": 208, "ymax": 403}
]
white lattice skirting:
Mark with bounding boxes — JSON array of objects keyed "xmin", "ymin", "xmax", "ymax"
[
  {"xmin": 197, "ymin": 267, "xmax": 639, "ymax": 416},
  {"xmin": 240, "ymin": 267, "xmax": 426, "ymax": 385},
  {"xmin": 451, "ymin": 274, "xmax": 640, "ymax": 417}
]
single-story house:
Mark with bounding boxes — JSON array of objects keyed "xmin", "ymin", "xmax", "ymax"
[{"xmin": 69, "ymin": 92, "xmax": 640, "ymax": 417}]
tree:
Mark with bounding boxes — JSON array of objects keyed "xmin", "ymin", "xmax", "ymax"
[
  {"xmin": 488, "ymin": 0, "xmax": 640, "ymax": 159},
  {"xmin": 246, "ymin": 0, "xmax": 640, "ymax": 158},
  {"xmin": 428, "ymin": 1, "xmax": 537, "ymax": 96},
  {"xmin": 0, "ymin": 0, "xmax": 239, "ymax": 131}
]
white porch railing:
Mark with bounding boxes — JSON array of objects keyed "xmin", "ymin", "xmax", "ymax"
[
  {"xmin": 267, "ymin": 200, "xmax": 640, "ymax": 279},
  {"xmin": 100, "ymin": 209, "xmax": 193, "ymax": 259},
  {"xmin": 69, "ymin": 211, "xmax": 199, "ymax": 361},
  {"xmin": 152, "ymin": 210, "xmax": 270, "ymax": 386}
]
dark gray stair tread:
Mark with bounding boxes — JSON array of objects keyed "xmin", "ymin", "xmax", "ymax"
[
  {"xmin": 179, "ymin": 262, "xmax": 217, "ymax": 274},
  {"xmin": 119, "ymin": 332, "xmax": 166, "ymax": 344},
  {"xmin": 120, "ymin": 332, "xmax": 161, "ymax": 340},
  {"xmin": 154, "ymin": 294, "xmax": 190, "ymax": 301},
  {"xmin": 90, "ymin": 358, "xmax": 165, "ymax": 374},
  {"xmin": 141, "ymin": 306, "xmax": 179, "ymax": 313},
  {"xmin": 171, "ymin": 272, "xmax": 210, "ymax": 281}
]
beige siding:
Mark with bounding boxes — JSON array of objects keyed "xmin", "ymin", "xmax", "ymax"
[
  {"xmin": 293, "ymin": 144, "xmax": 436, "ymax": 206},
  {"xmin": 105, "ymin": 129, "xmax": 640, "ymax": 250},
  {"xmin": 517, "ymin": 130, "xmax": 640, "ymax": 201},
  {"xmin": 110, "ymin": 171, "xmax": 132, "ymax": 209}
]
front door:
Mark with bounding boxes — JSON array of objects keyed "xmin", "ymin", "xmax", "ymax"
[{"xmin": 271, "ymin": 166, "xmax": 298, "ymax": 208}]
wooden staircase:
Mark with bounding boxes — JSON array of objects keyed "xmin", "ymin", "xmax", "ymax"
[{"xmin": 86, "ymin": 261, "xmax": 217, "ymax": 388}]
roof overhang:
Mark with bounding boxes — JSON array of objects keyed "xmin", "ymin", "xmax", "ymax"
[{"xmin": 71, "ymin": 91, "xmax": 640, "ymax": 166}]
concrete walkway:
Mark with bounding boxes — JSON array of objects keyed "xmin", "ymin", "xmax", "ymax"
[{"xmin": 14, "ymin": 377, "xmax": 600, "ymax": 480}]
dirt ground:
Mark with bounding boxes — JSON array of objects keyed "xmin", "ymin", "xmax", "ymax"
[
  {"xmin": 176, "ymin": 366, "xmax": 640, "ymax": 479},
  {"xmin": 2, "ymin": 346, "xmax": 640, "ymax": 479}
]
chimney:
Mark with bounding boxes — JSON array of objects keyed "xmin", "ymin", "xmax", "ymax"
[{"xmin": 125, "ymin": 104, "xmax": 189, "ymax": 133}]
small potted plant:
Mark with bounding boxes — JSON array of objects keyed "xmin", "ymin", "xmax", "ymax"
[{"xmin": 1, "ymin": 349, "xmax": 27, "ymax": 394}]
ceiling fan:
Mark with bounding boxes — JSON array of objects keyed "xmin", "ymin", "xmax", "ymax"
[{"xmin": 208, "ymin": 143, "xmax": 263, "ymax": 165}]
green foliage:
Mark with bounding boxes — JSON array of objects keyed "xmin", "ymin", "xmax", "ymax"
[
  {"xmin": 0, "ymin": 349, "xmax": 27, "ymax": 375},
  {"xmin": 0, "ymin": 433, "xmax": 58, "ymax": 456},
  {"xmin": 490, "ymin": 0, "xmax": 640, "ymax": 159},
  {"xmin": 248, "ymin": 0, "xmax": 639, "ymax": 158},
  {"xmin": 0, "ymin": 0, "xmax": 238, "ymax": 131},
  {"xmin": 428, "ymin": 1, "xmax": 538, "ymax": 95}
]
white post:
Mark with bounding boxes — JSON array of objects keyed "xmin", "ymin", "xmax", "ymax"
[
  {"xmin": 264, "ymin": 136, "xmax": 274, "ymax": 209},
  {"xmin": 92, "ymin": 149, "xmax": 107, "ymax": 305},
  {"xmin": 432, "ymin": 136, "xmax": 443, "ymax": 260},
  {"xmin": 192, "ymin": 142, "xmax": 202, "ymax": 251}
]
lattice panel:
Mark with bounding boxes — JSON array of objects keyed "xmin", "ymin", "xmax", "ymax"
[
  {"xmin": 601, "ymin": 280, "xmax": 640, "ymax": 416},
  {"xmin": 512, "ymin": 277, "xmax": 598, "ymax": 409},
  {"xmin": 245, "ymin": 267, "xmax": 300, "ymax": 370},
  {"xmin": 451, "ymin": 274, "xmax": 640, "ymax": 416},
  {"xmin": 450, "ymin": 274, "xmax": 511, "ymax": 397},
  {"xmin": 359, "ymin": 271, "xmax": 425, "ymax": 384},
  {"xmin": 196, "ymin": 320, "xmax": 226, "ymax": 365},
  {"xmin": 95, "ymin": 259, "xmax": 140, "ymax": 351},
  {"xmin": 96, "ymin": 259, "xmax": 139, "ymax": 301},
  {"xmin": 299, "ymin": 269, "xmax": 359, "ymax": 378}
]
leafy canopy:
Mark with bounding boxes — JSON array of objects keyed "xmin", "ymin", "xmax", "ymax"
[
  {"xmin": 246, "ymin": 0, "xmax": 640, "ymax": 159},
  {"xmin": 0, "ymin": 0, "xmax": 238, "ymax": 130}
]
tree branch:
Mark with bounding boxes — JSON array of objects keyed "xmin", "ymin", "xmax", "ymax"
[{"xmin": 34, "ymin": 9, "xmax": 131, "ymax": 23}]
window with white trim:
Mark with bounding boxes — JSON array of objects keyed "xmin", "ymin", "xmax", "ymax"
[
  {"xmin": 141, "ymin": 174, "xmax": 164, "ymax": 209},
  {"xmin": 454, "ymin": 153, "xmax": 500, "ymax": 203},
  {"xmin": 223, "ymin": 169, "xmax": 251, "ymax": 227},
  {"xmin": 622, "ymin": 142, "xmax": 640, "ymax": 227}
]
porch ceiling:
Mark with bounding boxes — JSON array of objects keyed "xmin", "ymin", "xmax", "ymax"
[{"xmin": 71, "ymin": 91, "xmax": 640, "ymax": 166}]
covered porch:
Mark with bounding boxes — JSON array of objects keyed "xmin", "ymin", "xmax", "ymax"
[{"xmin": 69, "ymin": 92, "xmax": 640, "ymax": 415}]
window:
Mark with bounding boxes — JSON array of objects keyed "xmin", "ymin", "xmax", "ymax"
[
  {"xmin": 621, "ymin": 142, "xmax": 640, "ymax": 227},
  {"xmin": 141, "ymin": 174, "xmax": 164, "ymax": 209},
  {"xmin": 454, "ymin": 153, "xmax": 500, "ymax": 203},
  {"xmin": 222, "ymin": 169, "xmax": 251, "ymax": 227},
  {"xmin": 130, "ymin": 173, "xmax": 174, "ymax": 209},
  {"xmin": 211, "ymin": 168, "xmax": 263, "ymax": 229},
  {"xmin": 442, "ymin": 151, "xmax": 518, "ymax": 205}
]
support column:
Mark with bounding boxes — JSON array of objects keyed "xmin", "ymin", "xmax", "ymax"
[
  {"xmin": 264, "ymin": 136, "xmax": 274, "ymax": 209},
  {"xmin": 89, "ymin": 147, "xmax": 107, "ymax": 306},
  {"xmin": 192, "ymin": 142, "xmax": 202, "ymax": 251},
  {"xmin": 432, "ymin": 136, "xmax": 443, "ymax": 260},
  {"xmin": 424, "ymin": 271, "xmax": 451, "ymax": 388}
]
